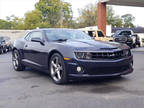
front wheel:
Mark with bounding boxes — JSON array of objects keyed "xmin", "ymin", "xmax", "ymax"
[
  {"xmin": 137, "ymin": 42, "xmax": 141, "ymax": 47},
  {"xmin": 133, "ymin": 44, "xmax": 136, "ymax": 48},
  {"xmin": 12, "ymin": 50, "xmax": 25, "ymax": 71},
  {"xmin": 49, "ymin": 53, "xmax": 68, "ymax": 84}
]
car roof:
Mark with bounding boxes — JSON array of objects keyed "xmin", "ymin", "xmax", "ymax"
[
  {"xmin": 31, "ymin": 28, "xmax": 77, "ymax": 32},
  {"xmin": 118, "ymin": 29, "xmax": 132, "ymax": 32}
]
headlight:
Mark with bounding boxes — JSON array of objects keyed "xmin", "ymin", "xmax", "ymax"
[
  {"xmin": 75, "ymin": 52, "xmax": 92, "ymax": 59},
  {"xmin": 124, "ymin": 49, "xmax": 131, "ymax": 56}
]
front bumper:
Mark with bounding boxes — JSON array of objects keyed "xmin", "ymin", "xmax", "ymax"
[{"xmin": 65, "ymin": 56, "xmax": 133, "ymax": 78}]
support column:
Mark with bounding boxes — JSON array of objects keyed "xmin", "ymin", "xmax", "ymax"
[{"xmin": 97, "ymin": 2, "xmax": 107, "ymax": 35}]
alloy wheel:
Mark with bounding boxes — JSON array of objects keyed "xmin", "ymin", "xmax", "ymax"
[
  {"xmin": 50, "ymin": 56, "xmax": 63, "ymax": 82},
  {"xmin": 12, "ymin": 52, "xmax": 19, "ymax": 69}
]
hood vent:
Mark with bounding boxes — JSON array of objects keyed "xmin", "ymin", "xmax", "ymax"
[{"xmin": 100, "ymin": 47, "xmax": 118, "ymax": 50}]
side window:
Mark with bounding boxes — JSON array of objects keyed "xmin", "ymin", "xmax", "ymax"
[
  {"xmin": 119, "ymin": 31, "xmax": 125, "ymax": 35},
  {"xmin": 25, "ymin": 33, "xmax": 31, "ymax": 41},
  {"xmin": 119, "ymin": 31, "xmax": 131, "ymax": 36},
  {"xmin": 98, "ymin": 31, "xmax": 104, "ymax": 37},
  {"xmin": 25, "ymin": 32, "xmax": 43, "ymax": 41},
  {"xmin": 88, "ymin": 31, "xmax": 94, "ymax": 37}
]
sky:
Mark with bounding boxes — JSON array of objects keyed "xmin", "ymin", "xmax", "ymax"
[{"xmin": 0, "ymin": 0, "xmax": 144, "ymax": 26}]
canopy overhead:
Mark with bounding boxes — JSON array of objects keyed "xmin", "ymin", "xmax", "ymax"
[{"xmin": 99, "ymin": 0, "xmax": 144, "ymax": 7}]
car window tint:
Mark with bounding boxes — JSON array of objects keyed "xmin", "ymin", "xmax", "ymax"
[
  {"xmin": 119, "ymin": 31, "xmax": 131, "ymax": 36},
  {"xmin": 45, "ymin": 30, "xmax": 92, "ymax": 41},
  {"xmin": 98, "ymin": 31, "xmax": 104, "ymax": 37},
  {"xmin": 88, "ymin": 31, "xmax": 94, "ymax": 37},
  {"xmin": 26, "ymin": 32, "xmax": 43, "ymax": 41},
  {"xmin": 25, "ymin": 33, "xmax": 31, "ymax": 41}
]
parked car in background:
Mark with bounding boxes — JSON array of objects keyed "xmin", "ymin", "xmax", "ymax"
[
  {"xmin": 0, "ymin": 36, "xmax": 12, "ymax": 54},
  {"xmin": 12, "ymin": 28, "xmax": 133, "ymax": 84},
  {"xmin": 0, "ymin": 37, "xmax": 7, "ymax": 54},
  {"xmin": 80, "ymin": 29, "xmax": 114, "ymax": 42},
  {"xmin": 113, "ymin": 29, "xmax": 141, "ymax": 48},
  {"xmin": 142, "ymin": 38, "xmax": 144, "ymax": 46}
]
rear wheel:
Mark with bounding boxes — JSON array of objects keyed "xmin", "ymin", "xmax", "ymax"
[
  {"xmin": 49, "ymin": 53, "xmax": 68, "ymax": 84},
  {"xmin": 133, "ymin": 44, "xmax": 136, "ymax": 48},
  {"xmin": 137, "ymin": 42, "xmax": 141, "ymax": 47},
  {"xmin": 12, "ymin": 50, "xmax": 25, "ymax": 71}
]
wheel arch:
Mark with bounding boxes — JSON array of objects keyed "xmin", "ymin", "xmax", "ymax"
[
  {"xmin": 48, "ymin": 50, "xmax": 64, "ymax": 67},
  {"xmin": 12, "ymin": 47, "xmax": 18, "ymax": 55},
  {"xmin": 12, "ymin": 47, "xmax": 17, "ymax": 51}
]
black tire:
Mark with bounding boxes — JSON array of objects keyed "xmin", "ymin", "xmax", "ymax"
[
  {"xmin": 0, "ymin": 48, "xmax": 3, "ymax": 54},
  {"xmin": 49, "ymin": 53, "xmax": 68, "ymax": 84},
  {"xmin": 137, "ymin": 43, "xmax": 141, "ymax": 47},
  {"xmin": 12, "ymin": 50, "xmax": 25, "ymax": 71},
  {"xmin": 8, "ymin": 46, "xmax": 12, "ymax": 51},
  {"xmin": 3, "ymin": 47, "xmax": 7, "ymax": 53},
  {"xmin": 133, "ymin": 44, "xmax": 136, "ymax": 48}
]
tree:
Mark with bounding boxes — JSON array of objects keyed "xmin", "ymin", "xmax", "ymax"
[
  {"xmin": 35, "ymin": 0, "xmax": 73, "ymax": 28},
  {"xmin": 76, "ymin": 5, "xmax": 123, "ymax": 28},
  {"xmin": 6, "ymin": 15, "xmax": 25, "ymax": 29},
  {"xmin": 107, "ymin": 6, "xmax": 123, "ymax": 27},
  {"xmin": 24, "ymin": 9, "xmax": 50, "ymax": 29},
  {"xmin": 0, "ymin": 19, "xmax": 12, "ymax": 29},
  {"xmin": 122, "ymin": 14, "xmax": 135, "ymax": 28},
  {"xmin": 76, "ymin": 3, "xmax": 97, "ymax": 28}
]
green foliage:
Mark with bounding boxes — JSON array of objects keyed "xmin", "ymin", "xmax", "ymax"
[
  {"xmin": 6, "ymin": 15, "xmax": 25, "ymax": 29},
  {"xmin": 76, "ymin": 5, "xmax": 124, "ymax": 28},
  {"xmin": 76, "ymin": 5, "xmax": 135, "ymax": 28},
  {"xmin": 107, "ymin": 6, "xmax": 123, "ymax": 27},
  {"xmin": 0, "ymin": 19, "xmax": 12, "ymax": 29},
  {"xmin": 122, "ymin": 14, "xmax": 135, "ymax": 28},
  {"xmin": 35, "ymin": 0, "xmax": 73, "ymax": 28},
  {"xmin": 0, "ymin": 1, "xmax": 136, "ymax": 30},
  {"xmin": 0, "ymin": 15, "xmax": 25, "ymax": 30},
  {"xmin": 0, "ymin": 0, "xmax": 73, "ymax": 30},
  {"xmin": 76, "ymin": 3, "xmax": 97, "ymax": 28},
  {"xmin": 24, "ymin": 9, "xmax": 50, "ymax": 29}
]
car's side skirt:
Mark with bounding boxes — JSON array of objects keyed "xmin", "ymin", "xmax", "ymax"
[{"xmin": 22, "ymin": 59, "xmax": 48, "ymax": 72}]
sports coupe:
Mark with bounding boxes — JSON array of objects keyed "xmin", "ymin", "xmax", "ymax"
[{"xmin": 12, "ymin": 28, "xmax": 133, "ymax": 84}]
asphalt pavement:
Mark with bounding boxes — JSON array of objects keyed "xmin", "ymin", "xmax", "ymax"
[{"xmin": 0, "ymin": 50, "xmax": 144, "ymax": 108}]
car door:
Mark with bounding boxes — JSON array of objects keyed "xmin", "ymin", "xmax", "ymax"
[{"xmin": 23, "ymin": 31, "xmax": 48, "ymax": 70}]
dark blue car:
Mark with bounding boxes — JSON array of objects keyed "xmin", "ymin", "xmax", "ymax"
[{"xmin": 12, "ymin": 28, "xmax": 133, "ymax": 84}]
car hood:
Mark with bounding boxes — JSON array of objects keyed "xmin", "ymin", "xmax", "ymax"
[{"xmin": 65, "ymin": 39, "xmax": 128, "ymax": 51}]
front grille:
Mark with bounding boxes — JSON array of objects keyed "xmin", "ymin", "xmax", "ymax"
[
  {"xmin": 91, "ymin": 51, "xmax": 124, "ymax": 60},
  {"xmin": 115, "ymin": 37, "xmax": 127, "ymax": 42}
]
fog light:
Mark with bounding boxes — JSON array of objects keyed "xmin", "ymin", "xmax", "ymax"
[{"xmin": 77, "ymin": 66, "xmax": 82, "ymax": 72}]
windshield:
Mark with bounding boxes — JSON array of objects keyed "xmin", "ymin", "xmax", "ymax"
[
  {"xmin": 45, "ymin": 29, "xmax": 92, "ymax": 41},
  {"xmin": 113, "ymin": 30, "xmax": 132, "ymax": 37}
]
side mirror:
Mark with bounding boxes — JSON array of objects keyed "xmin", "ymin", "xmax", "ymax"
[{"xmin": 31, "ymin": 37, "xmax": 45, "ymax": 45}]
